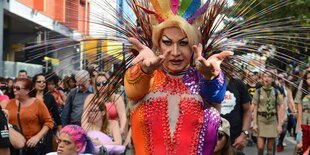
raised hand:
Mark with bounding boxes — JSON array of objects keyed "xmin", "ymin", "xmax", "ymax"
[
  {"xmin": 129, "ymin": 37, "xmax": 170, "ymax": 74},
  {"xmin": 193, "ymin": 44, "xmax": 234, "ymax": 80}
]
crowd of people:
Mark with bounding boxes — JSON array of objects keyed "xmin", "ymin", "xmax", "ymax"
[
  {"xmin": 0, "ymin": 69, "xmax": 128, "ymax": 155},
  {"xmin": 0, "ymin": 62, "xmax": 308, "ymax": 155},
  {"xmin": 0, "ymin": 0, "xmax": 309, "ymax": 155}
]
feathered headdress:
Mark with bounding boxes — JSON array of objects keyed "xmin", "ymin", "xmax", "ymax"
[
  {"xmin": 128, "ymin": 0, "xmax": 226, "ymax": 54},
  {"xmin": 136, "ymin": 0, "xmax": 209, "ymax": 24}
]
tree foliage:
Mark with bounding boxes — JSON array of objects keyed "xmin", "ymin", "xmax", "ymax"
[
  {"xmin": 230, "ymin": 0, "xmax": 310, "ymax": 27},
  {"xmin": 226, "ymin": 0, "xmax": 309, "ymax": 68}
]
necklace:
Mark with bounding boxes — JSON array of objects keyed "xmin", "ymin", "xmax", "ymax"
[{"xmin": 162, "ymin": 66, "xmax": 188, "ymax": 76}]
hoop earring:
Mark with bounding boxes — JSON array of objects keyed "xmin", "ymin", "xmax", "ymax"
[{"xmin": 155, "ymin": 49, "xmax": 161, "ymax": 56}]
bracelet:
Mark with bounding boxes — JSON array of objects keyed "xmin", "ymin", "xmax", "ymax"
[
  {"xmin": 125, "ymin": 64, "xmax": 153, "ymax": 84},
  {"xmin": 7, "ymin": 123, "xmax": 13, "ymax": 128}
]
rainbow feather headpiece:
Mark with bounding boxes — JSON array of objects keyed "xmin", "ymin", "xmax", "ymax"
[{"xmin": 138, "ymin": 0, "xmax": 210, "ymax": 24}]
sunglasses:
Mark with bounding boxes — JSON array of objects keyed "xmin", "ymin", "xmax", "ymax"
[
  {"xmin": 96, "ymin": 81, "xmax": 108, "ymax": 87},
  {"xmin": 36, "ymin": 80, "xmax": 46, "ymax": 84},
  {"xmin": 89, "ymin": 108, "xmax": 102, "ymax": 113},
  {"xmin": 218, "ymin": 132, "xmax": 225, "ymax": 140},
  {"xmin": 13, "ymin": 86, "xmax": 26, "ymax": 91}
]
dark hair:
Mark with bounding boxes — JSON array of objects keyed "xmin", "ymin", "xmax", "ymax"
[
  {"xmin": 6, "ymin": 78, "xmax": 13, "ymax": 84},
  {"xmin": 65, "ymin": 74, "xmax": 77, "ymax": 89},
  {"xmin": 46, "ymin": 73, "xmax": 60, "ymax": 85},
  {"xmin": 14, "ymin": 78, "xmax": 35, "ymax": 97},
  {"xmin": 19, "ymin": 69, "xmax": 27, "ymax": 74},
  {"xmin": 5, "ymin": 78, "xmax": 14, "ymax": 96},
  {"xmin": 218, "ymin": 133, "xmax": 236, "ymax": 155},
  {"xmin": 32, "ymin": 73, "xmax": 48, "ymax": 94}
]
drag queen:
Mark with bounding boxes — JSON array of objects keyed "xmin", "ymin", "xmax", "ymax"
[{"xmin": 124, "ymin": 8, "xmax": 233, "ymax": 154}]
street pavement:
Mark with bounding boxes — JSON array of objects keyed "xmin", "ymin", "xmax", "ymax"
[{"xmin": 244, "ymin": 136, "xmax": 296, "ymax": 155}]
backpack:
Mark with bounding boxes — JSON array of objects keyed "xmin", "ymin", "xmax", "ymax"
[{"xmin": 257, "ymin": 87, "xmax": 279, "ymax": 106}]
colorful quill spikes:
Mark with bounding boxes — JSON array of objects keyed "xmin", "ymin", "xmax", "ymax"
[{"xmin": 139, "ymin": 0, "xmax": 215, "ymax": 24}]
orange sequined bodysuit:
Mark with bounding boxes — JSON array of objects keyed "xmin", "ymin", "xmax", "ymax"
[{"xmin": 125, "ymin": 65, "xmax": 226, "ymax": 155}]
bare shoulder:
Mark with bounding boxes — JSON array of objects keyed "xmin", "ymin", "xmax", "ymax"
[
  {"xmin": 86, "ymin": 93, "xmax": 95, "ymax": 100},
  {"xmin": 113, "ymin": 93, "xmax": 123, "ymax": 100},
  {"xmin": 84, "ymin": 94, "xmax": 95, "ymax": 107}
]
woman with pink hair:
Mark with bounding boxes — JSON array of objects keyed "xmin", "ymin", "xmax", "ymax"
[{"xmin": 46, "ymin": 125, "xmax": 95, "ymax": 155}]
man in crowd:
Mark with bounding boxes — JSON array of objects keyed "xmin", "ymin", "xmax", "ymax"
[
  {"xmin": 61, "ymin": 70, "xmax": 94, "ymax": 126},
  {"xmin": 18, "ymin": 70, "xmax": 28, "ymax": 78},
  {"xmin": 221, "ymin": 61, "xmax": 252, "ymax": 152}
]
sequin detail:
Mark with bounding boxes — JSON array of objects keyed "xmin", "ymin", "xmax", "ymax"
[
  {"xmin": 150, "ymin": 70, "xmax": 190, "ymax": 95},
  {"xmin": 132, "ymin": 96, "xmax": 204, "ymax": 155},
  {"xmin": 197, "ymin": 107, "xmax": 221, "ymax": 155},
  {"xmin": 151, "ymin": 68, "xmax": 201, "ymax": 95},
  {"xmin": 183, "ymin": 67, "xmax": 201, "ymax": 95},
  {"xmin": 130, "ymin": 68, "xmax": 221, "ymax": 155}
]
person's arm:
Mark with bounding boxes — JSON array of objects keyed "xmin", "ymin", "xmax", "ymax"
[
  {"xmin": 8, "ymin": 125, "xmax": 26, "ymax": 149},
  {"xmin": 58, "ymin": 90, "xmax": 67, "ymax": 107},
  {"xmin": 81, "ymin": 94, "xmax": 93, "ymax": 130},
  {"xmin": 48, "ymin": 95, "xmax": 62, "ymax": 128},
  {"xmin": 252, "ymin": 90, "xmax": 258, "ymax": 133},
  {"xmin": 0, "ymin": 108, "xmax": 11, "ymax": 155},
  {"xmin": 232, "ymin": 101, "xmax": 251, "ymax": 150},
  {"xmin": 0, "ymin": 148, "xmax": 9, "ymax": 155},
  {"xmin": 27, "ymin": 100, "xmax": 54, "ymax": 148},
  {"xmin": 294, "ymin": 88, "xmax": 303, "ymax": 133},
  {"xmin": 240, "ymin": 81, "xmax": 252, "ymax": 133},
  {"xmin": 114, "ymin": 94, "xmax": 127, "ymax": 134},
  {"xmin": 286, "ymin": 88, "xmax": 297, "ymax": 117},
  {"xmin": 253, "ymin": 104, "xmax": 258, "ymax": 131},
  {"xmin": 124, "ymin": 64, "xmax": 153, "ymax": 101},
  {"xmin": 110, "ymin": 120, "xmax": 122, "ymax": 145},
  {"xmin": 26, "ymin": 125, "xmax": 50, "ymax": 148},
  {"xmin": 102, "ymin": 120, "xmax": 122, "ymax": 145},
  {"xmin": 199, "ymin": 71, "xmax": 226, "ymax": 104},
  {"xmin": 123, "ymin": 128, "xmax": 132, "ymax": 146},
  {"xmin": 276, "ymin": 94, "xmax": 285, "ymax": 134},
  {"xmin": 61, "ymin": 89, "xmax": 74, "ymax": 125},
  {"xmin": 242, "ymin": 102, "xmax": 252, "ymax": 132},
  {"xmin": 296, "ymin": 103, "xmax": 303, "ymax": 133}
]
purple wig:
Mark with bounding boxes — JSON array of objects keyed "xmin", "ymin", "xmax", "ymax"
[{"xmin": 60, "ymin": 125, "xmax": 95, "ymax": 154}]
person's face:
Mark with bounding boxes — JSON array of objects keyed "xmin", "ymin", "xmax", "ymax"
[
  {"xmin": 18, "ymin": 72, "xmax": 27, "ymax": 78},
  {"xmin": 277, "ymin": 74, "xmax": 285, "ymax": 85},
  {"xmin": 47, "ymin": 81, "xmax": 56, "ymax": 92},
  {"xmin": 160, "ymin": 27, "xmax": 192, "ymax": 73},
  {"xmin": 57, "ymin": 133, "xmax": 78, "ymax": 155},
  {"xmin": 75, "ymin": 76, "xmax": 90, "ymax": 92},
  {"xmin": 7, "ymin": 80, "xmax": 13, "ymax": 87},
  {"xmin": 263, "ymin": 72, "xmax": 274, "ymax": 86},
  {"xmin": 214, "ymin": 131, "xmax": 228, "ymax": 153},
  {"xmin": 69, "ymin": 79, "xmax": 76, "ymax": 88},
  {"xmin": 95, "ymin": 76, "xmax": 108, "ymax": 94},
  {"xmin": 248, "ymin": 73, "xmax": 257, "ymax": 83},
  {"xmin": 13, "ymin": 81, "xmax": 29, "ymax": 99},
  {"xmin": 88, "ymin": 105, "xmax": 104, "ymax": 123},
  {"xmin": 35, "ymin": 76, "xmax": 46, "ymax": 91}
]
